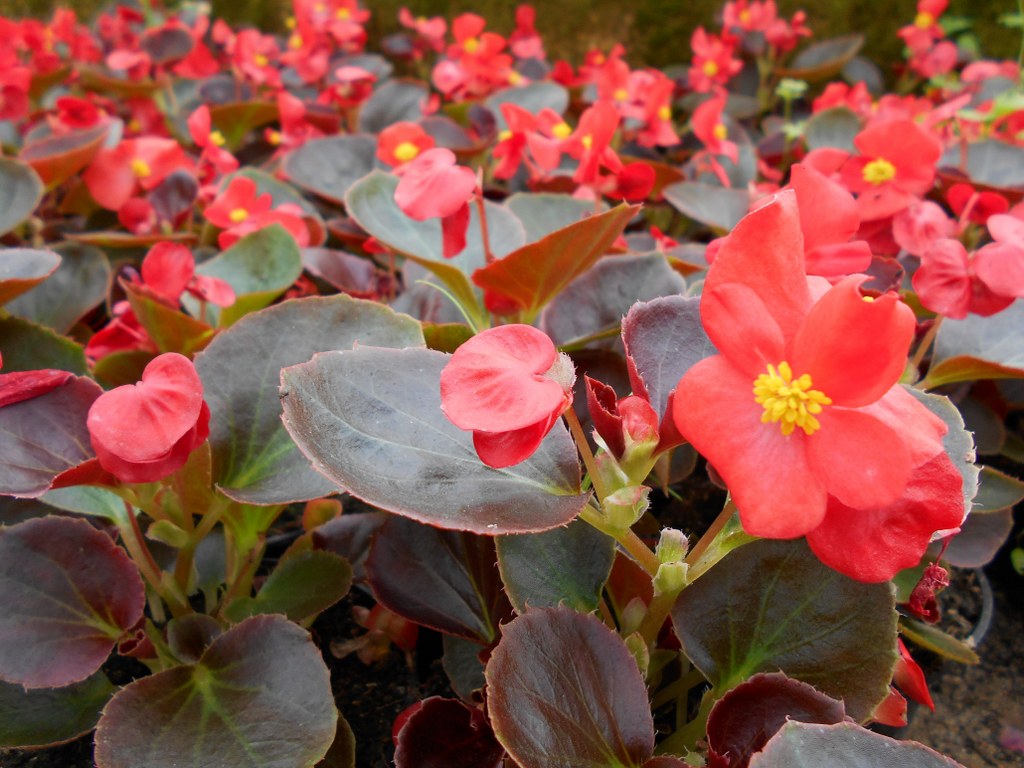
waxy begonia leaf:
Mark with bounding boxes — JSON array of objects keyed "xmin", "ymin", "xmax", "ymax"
[
  {"xmin": 664, "ymin": 181, "xmax": 750, "ymax": 232},
  {"xmin": 804, "ymin": 108, "xmax": 861, "ymax": 152},
  {"xmin": 472, "ymin": 203, "xmax": 639, "ymax": 320},
  {"xmin": 442, "ymin": 635, "xmax": 487, "ymax": 702},
  {"xmin": 367, "ymin": 516, "xmax": 510, "ymax": 643},
  {"xmin": 776, "ymin": 35, "xmax": 864, "ymax": 81},
  {"xmin": 0, "ymin": 158, "xmax": 43, "ymax": 236},
  {"xmin": 706, "ymin": 673, "xmax": 846, "ymax": 768},
  {"xmin": 6, "ymin": 242, "xmax": 110, "ymax": 333},
  {"xmin": 924, "ymin": 300, "xmax": 1024, "ymax": 388},
  {"xmin": 94, "ymin": 615, "xmax": 337, "ymax": 768},
  {"xmin": 504, "ymin": 193, "xmax": 595, "ymax": 242},
  {"xmin": 496, "ymin": 518, "xmax": 614, "ymax": 613},
  {"xmin": 124, "ymin": 282, "xmax": 215, "ymax": 356},
  {"xmin": 393, "ymin": 697, "xmax": 504, "ymax": 768},
  {"xmin": 92, "ymin": 350, "xmax": 153, "ymax": 388},
  {"xmin": 942, "ymin": 506, "xmax": 1014, "ymax": 568},
  {"xmin": 140, "ymin": 25, "xmax": 193, "ymax": 63},
  {"xmin": 907, "ymin": 387, "xmax": 979, "ymax": 518},
  {"xmin": 312, "ymin": 511, "xmax": 387, "ymax": 584},
  {"xmin": 283, "ymin": 135, "xmax": 376, "ymax": 206},
  {"xmin": 486, "ymin": 606, "xmax": 654, "ymax": 768},
  {"xmin": 358, "ymin": 79, "xmax": 428, "ymax": 133},
  {"xmin": 194, "ymin": 224, "xmax": 303, "ymax": 327},
  {"xmin": 0, "ymin": 248, "xmax": 60, "ymax": 306},
  {"xmin": 540, "ymin": 254, "xmax": 686, "ymax": 348},
  {"xmin": 939, "ymin": 140, "xmax": 1024, "ymax": 191},
  {"xmin": 346, "ymin": 171, "xmax": 525, "ymax": 326},
  {"xmin": 0, "ymin": 516, "xmax": 144, "ymax": 688},
  {"xmin": 485, "ymin": 82, "xmax": 569, "ymax": 132},
  {"xmin": 223, "ymin": 549, "xmax": 352, "ymax": 623},
  {"xmin": 0, "ymin": 671, "xmax": 115, "ymax": 748},
  {"xmin": 671, "ymin": 539, "xmax": 897, "ymax": 721},
  {"xmin": 41, "ymin": 485, "xmax": 128, "ymax": 523},
  {"xmin": 280, "ymin": 346, "xmax": 587, "ymax": 534},
  {"xmin": 898, "ymin": 617, "xmax": 979, "ymax": 665},
  {"xmin": 20, "ymin": 123, "xmax": 109, "ymax": 189},
  {"xmin": 319, "ymin": 716, "xmax": 357, "ymax": 768},
  {"xmin": 749, "ymin": 721, "xmax": 965, "ymax": 768},
  {"xmin": 0, "ymin": 315, "xmax": 87, "ymax": 374},
  {"xmin": 302, "ymin": 247, "xmax": 384, "ymax": 297},
  {"xmin": 209, "ymin": 101, "xmax": 278, "ymax": 149},
  {"xmin": 166, "ymin": 614, "xmax": 223, "ymax": 664},
  {"xmin": 65, "ymin": 231, "xmax": 198, "ymax": 249},
  {"xmin": 622, "ymin": 295, "xmax": 714, "ymax": 422},
  {"xmin": 972, "ymin": 465, "xmax": 1024, "ymax": 511},
  {"xmin": 195, "ymin": 295, "xmax": 423, "ymax": 504},
  {"xmin": 79, "ymin": 66, "xmax": 158, "ymax": 97},
  {"xmin": 0, "ymin": 376, "xmax": 101, "ymax": 497}
]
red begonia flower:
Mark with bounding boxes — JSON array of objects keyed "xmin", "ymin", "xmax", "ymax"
[
  {"xmin": 691, "ymin": 90, "xmax": 738, "ymax": 164},
  {"xmin": 892, "ymin": 200, "xmax": 955, "ymax": 257},
  {"xmin": 83, "ymin": 138, "xmax": 193, "ymax": 212},
  {"xmin": 790, "ymin": 163, "xmax": 873, "ymax": 277},
  {"xmin": 672, "ymin": 191, "xmax": 951, "ymax": 574},
  {"xmin": 0, "ymin": 353, "xmax": 73, "ymax": 408},
  {"xmin": 394, "ymin": 147, "xmax": 477, "ymax": 259},
  {"xmin": 376, "ymin": 121, "xmax": 435, "ymax": 168},
  {"xmin": 140, "ymin": 242, "xmax": 235, "ymax": 308},
  {"xmin": 204, "ymin": 176, "xmax": 273, "ymax": 229},
  {"xmin": 440, "ymin": 325, "xmax": 575, "ymax": 468},
  {"xmin": 87, "ymin": 353, "xmax": 210, "ymax": 484},
  {"xmin": 912, "ymin": 238, "xmax": 1022, "ymax": 319},
  {"xmin": 894, "ymin": 638, "xmax": 936, "ymax": 711}
]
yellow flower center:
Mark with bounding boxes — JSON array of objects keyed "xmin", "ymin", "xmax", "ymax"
[
  {"xmin": 131, "ymin": 158, "xmax": 151, "ymax": 178},
  {"xmin": 739, "ymin": 8, "xmax": 752, "ymax": 23},
  {"xmin": 713, "ymin": 123, "xmax": 728, "ymax": 140},
  {"xmin": 229, "ymin": 208, "xmax": 249, "ymax": 223},
  {"xmin": 914, "ymin": 11, "xmax": 935, "ymax": 28},
  {"xmin": 285, "ymin": 16, "xmax": 296, "ymax": 29},
  {"xmin": 209, "ymin": 130, "xmax": 226, "ymax": 147},
  {"xmin": 702, "ymin": 60, "xmax": 720, "ymax": 77},
  {"xmin": 862, "ymin": 157, "xmax": 897, "ymax": 185},
  {"xmin": 393, "ymin": 141, "xmax": 420, "ymax": 163},
  {"xmin": 753, "ymin": 362, "xmax": 832, "ymax": 436},
  {"xmin": 508, "ymin": 71, "xmax": 524, "ymax": 85},
  {"xmin": 267, "ymin": 129, "xmax": 282, "ymax": 146},
  {"xmin": 253, "ymin": 53, "xmax": 269, "ymax": 67},
  {"xmin": 613, "ymin": 88, "xmax": 629, "ymax": 102},
  {"xmin": 289, "ymin": 33, "xmax": 303, "ymax": 49},
  {"xmin": 463, "ymin": 37, "xmax": 480, "ymax": 54},
  {"xmin": 658, "ymin": 105, "xmax": 672, "ymax": 121},
  {"xmin": 336, "ymin": 7, "xmax": 351, "ymax": 19},
  {"xmin": 581, "ymin": 134, "xmax": 594, "ymax": 150},
  {"xmin": 552, "ymin": 121, "xmax": 572, "ymax": 139},
  {"xmin": 497, "ymin": 129, "xmax": 513, "ymax": 142}
]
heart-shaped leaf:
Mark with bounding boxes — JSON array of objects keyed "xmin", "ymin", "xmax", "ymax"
[
  {"xmin": 209, "ymin": 101, "xmax": 279, "ymax": 149},
  {"xmin": 0, "ymin": 315, "xmax": 87, "ymax": 374},
  {"xmin": 0, "ymin": 376, "xmax": 101, "ymax": 497},
  {"xmin": 223, "ymin": 549, "xmax": 352, "ymax": 623},
  {"xmin": 0, "ymin": 158, "xmax": 44, "ymax": 236},
  {"xmin": 21, "ymin": 123, "xmax": 109, "ymax": 189},
  {"xmin": 195, "ymin": 294, "xmax": 424, "ymax": 504},
  {"xmin": 283, "ymin": 135, "xmax": 376, "ymax": 206},
  {"xmin": 302, "ymin": 248, "xmax": 383, "ymax": 297},
  {"xmin": 776, "ymin": 35, "xmax": 864, "ymax": 81},
  {"xmin": 472, "ymin": 203, "xmax": 639, "ymax": 321},
  {"xmin": 393, "ymin": 697, "xmax": 504, "ymax": 768},
  {"xmin": 0, "ymin": 671, "xmax": 115, "ymax": 748},
  {"xmin": 939, "ymin": 140, "xmax": 1024, "ymax": 191},
  {"xmin": 496, "ymin": 518, "xmax": 615, "ymax": 613},
  {"xmin": 358, "ymin": 79, "xmax": 428, "ymax": 133},
  {"xmin": 671, "ymin": 539, "xmax": 897, "ymax": 721},
  {"xmin": 367, "ymin": 516, "xmax": 509, "ymax": 643},
  {"xmin": 6, "ymin": 242, "xmax": 110, "ymax": 333},
  {"xmin": 664, "ymin": 181, "xmax": 750, "ymax": 232},
  {"xmin": 0, "ymin": 516, "xmax": 145, "ymax": 688},
  {"xmin": 94, "ymin": 615, "xmax": 337, "ymax": 768},
  {"xmin": 0, "ymin": 248, "xmax": 61, "ymax": 306},
  {"xmin": 924, "ymin": 301, "xmax": 1024, "ymax": 388},
  {"xmin": 749, "ymin": 721, "xmax": 965, "ymax": 768},
  {"xmin": 280, "ymin": 346, "xmax": 587, "ymax": 534},
  {"xmin": 193, "ymin": 223, "xmax": 303, "ymax": 327},
  {"xmin": 486, "ymin": 606, "xmax": 654, "ymax": 768}
]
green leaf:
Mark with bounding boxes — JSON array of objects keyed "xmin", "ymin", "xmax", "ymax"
[
  {"xmin": 283, "ymin": 135, "xmax": 376, "ymax": 206},
  {"xmin": 497, "ymin": 519, "xmax": 615, "ymax": 613},
  {"xmin": 472, "ymin": 203, "xmax": 640, "ymax": 321},
  {"xmin": 924, "ymin": 301, "xmax": 1024, "ymax": 388},
  {"xmin": 664, "ymin": 181, "xmax": 750, "ymax": 232},
  {"xmin": 224, "ymin": 550, "xmax": 352, "ymax": 623},
  {"xmin": 804, "ymin": 108, "xmax": 861, "ymax": 152},
  {"xmin": 0, "ymin": 516, "xmax": 145, "ymax": 688},
  {"xmin": 41, "ymin": 485, "xmax": 128, "ymax": 523},
  {"xmin": 124, "ymin": 282, "xmax": 215, "ymax": 356},
  {"xmin": 94, "ymin": 615, "xmax": 337, "ymax": 768},
  {"xmin": 358, "ymin": 79, "xmax": 427, "ymax": 133},
  {"xmin": 750, "ymin": 721, "xmax": 965, "ymax": 768},
  {"xmin": 485, "ymin": 82, "xmax": 569, "ymax": 131},
  {"xmin": 194, "ymin": 224, "xmax": 303, "ymax": 327},
  {"xmin": 0, "ymin": 248, "xmax": 61, "ymax": 306},
  {"xmin": 0, "ymin": 158, "xmax": 43, "ymax": 237},
  {"xmin": 504, "ymin": 193, "xmax": 595, "ymax": 242},
  {"xmin": 486, "ymin": 607, "xmax": 655, "ymax": 768},
  {"xmin": 195, "ymin": 294, "xmax": 424, "ymax": 504},
  {"xmin": 20, "ymin": 122, "xmax": 109, "ymax": 190},
  {"xmin": 0, "ymin": 672, "xmax": 115, "ymax": 748},
  {"xmin": 775, "ymin": 35, "xmax": 864, "ymax": 82},
  {"xmin": 0, "ymin": 314, "xmax": 87, "ymax": 374},
  {"xmin": 280, "ymin": 346, "xmax": 588, "ymax": 534},
  {"xmin": 971, "ymin": 465, "xmax": 1024, "ymax": 511},
  {"xmin": 6, "ymin": 242, "xmax": 110, "ymax": 333},
  {"xmin": 671, "ymin": 539, "xmax": 897, "ymax": 721},
  {"xmin": 939, "ymin": 140, "xmax": 1024, "ymax": 190},
  {"xmin": 899, "ymin": 617, "xmax": 979, "ymax": 664}
]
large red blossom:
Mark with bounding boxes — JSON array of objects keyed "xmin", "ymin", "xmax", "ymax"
[
  {"xmin": 672, "ymin": 191, "xmax": 961, "ymax": 581},
  {"xmin": 87, "ymin": 353, "xmax": 210, "ymax": 484},
  {"xmin": 440, "ymin": 325, "xmax": 575, "ymax": 468},
  {"xmin": 394, "ymin": 147, "xmax": 477, "ymax": 259}
]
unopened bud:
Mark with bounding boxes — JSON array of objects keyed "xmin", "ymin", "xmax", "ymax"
[
  {"xmin": 653, "ymin": 561, "xmax": 689, "ymax": 596},
  {"xmin": 603, "ymin": 485, "xmax": 650, "ymax": 530},
  {"xmin": 656, "ymin": 528, "xmax": 689, "ymax": 564},
  {"xmin": 620, "ymin": 596, "xmax": 647, "ymax": 636},
  {"xmin": 624, "ymin": 632, "xmax": 650, "ymax": 677}
]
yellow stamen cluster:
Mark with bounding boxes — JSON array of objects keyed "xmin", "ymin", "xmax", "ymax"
[
  {"xmin": 613, "ymin": 88, "xmax": 629, "ymax": 102},
  {"xmin": 393, "ymin": 141, "xmax": 420, "ymax": 163},
  {"xmin": 581, "ymin": 134, "xmax": 594, "ymax": 150},
  {"xmin": 862, "ymin": 157, "xmax": 896, "ymax": 185},
  {"xmin": 336, "ymin": 7, "xmax": 351, "ymax": 19},
  {"xmin": 508, "ymin": 71, "xmax": 524, "ymax": 85},
  {"xmin": 209, "ymin": 130, "xmax": 226, "ymax": 147},
  {"xmin": 463, "ymin": 37, "xmax": 480, "ymax": 54},
  {"xmin": 914, "ymin": 11, "xmax": 935, "ymax": 28},
  {"xmin": 131, "ymin": 158, "xmax": 151, "ymax": 178},
  {"xmin": 712, "ymin": 123, "xmax": 728, "ymax": 140},
  {"xmin": 497, "ymin": 129, "xmax": 513, "ymax": 143},
  {"xmin": 753, "ymin": 362, "xmax": 832, "ymax": 436},
  {"xmin": 702, "ymin": 60, "xmax": 720, "ymax": 77},
  {"xmin": 253, "ymin": 53, "xmax": 269, "ymax": 67},
  {"xmin": 229, "ymin": 208, "xmax": 249, "ymax": 223},
  {"xmin": 552, "ymin": 122, "xmax": 572, "ymax": 140},
  {"xmin": 658, "ymin": 105, "xmax": 672, "ymax": 121}
]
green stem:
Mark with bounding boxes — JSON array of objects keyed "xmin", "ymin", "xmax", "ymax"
[
  {"xmin": 685, "ymin": 498, "xmax": 736, "ymax": 567},
  {"xmin": 580, "ymin": 503, "xmax": 661, "ymax": 576},
  {"xmin": 173, "ymin": 496, "xmax": 229, "ymax": 597},
  {"xmin": 474, "ymin": 193, "xmax": 494, "ymax": 264},
  {"xmin": 911, "ymin": 316, "xmax": 943, "ymax": 380},
  {"xmin": 658, "ymin": 687, "xmax": 717, "ymax": 755},
  {"xmin": 650, "ymin": 667, "xmax": 707, "ymax": 710},
  {"xmin": 562, "ymin": 406, "xmax": 610, "ymax": 503},
  {"xmin": 119, "ymin": 502, "xmax": 191, "ymax": 618}
]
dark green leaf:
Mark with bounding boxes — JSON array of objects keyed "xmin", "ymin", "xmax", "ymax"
[
  {"xmin": 504, "ymin": 193, "xmax": 594, "ymax": 242},
  {"xmin": 485, "ymin": 82, "xmax": 568, "ymax": 131},
  {"xmin": 124, "ymin": 282, "xmax": 215, "ymax": 356},
  {"xmin": 0, "ymin": 672, "xmax": 115, "ymax": 748},
  {"xmin": 664, "ymin": 181, "xmax": 750, "ymax": 232},
  {"xmin": 280, "ymin": 346, "xmax": 587, "ymax": 534},
  {"xmin": 0, "ymin": 248, "xmax": 60, "ymax": 306},
  {"xmin": 195, "ymin": 294, "xmax": 424, "ymax": 504},
  {"xmin": 6, "ymin": 242, "xmax": 110, "ymax": 333},
  {"xmin": 0, "ymin": 315, "xmax": 87, "ymax": 374},
  {"xmin": 925, "ymin": 301, "xmax": 1024, "ymax": 388},
  {"xmin": 358, "ymin": 79, "xmax": 427, "ymax": 133},
  {"xmin": 671, "ymin": 539, "xmax": 897, "ymax": 721},
  {"xmin": 939, "ymin": 140, "xmax": 1024, "ymax": 190},
  {"xmin": 804, "ymin": 108, "xmax": 861, "ymax": 152},
  {"xmin": 283, "ymin": 135, "xmax": 377, "ymax": 206},
  {"xmin": 776, "ymin": 35, "xmax": 864, "ymax": 82},
  {"xmin": 94, "ymin": 615, "xmax": 337, "ymax": 768},
  {"xmin": 224, "ymin": 550, "xmax": 352, "ymax": 623},
  {"xmin": 0, "ymin": 158, "xmax": 44, "ymax": 237}
]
